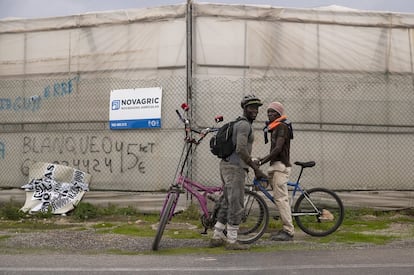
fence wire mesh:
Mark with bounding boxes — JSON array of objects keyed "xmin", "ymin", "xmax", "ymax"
[
  {"xmin": 2, "ymin": 1, "xmax": 414, "ymax": 194},
  {"xmin": 1, "ymin": 72, "xmax": 414, "ymax": 192}
]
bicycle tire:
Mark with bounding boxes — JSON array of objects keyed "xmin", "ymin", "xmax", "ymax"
[
  {"xmin": 152, "ymin": 191, "xmax": 178, "ymax": 251},
  {"xmin": 237, "ymin": 190, "xmax": 269, "ymax": 244},
  {"xmin": 293, "ymin": 187, "xmax": 344, "ymax": 237}
]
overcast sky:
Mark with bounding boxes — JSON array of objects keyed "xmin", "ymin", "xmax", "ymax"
[{"xmin": 1, "ymin": 0, "xmax": 414, "ymax": 19}]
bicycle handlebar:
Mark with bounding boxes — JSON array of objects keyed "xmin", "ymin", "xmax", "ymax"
[
  {"xmin": 176, "ymin": 104, "xmax": 221, "ymax": 144},
  {"xmin": 192, "ymin": 127, "xmax": 219, "ymax": 135},
  {"xmin": 175, "ymin": 109, "xmax": 189, "ymax": 125},
  {"xmin": 186, "ymin": 126, "xmax": 219, "ymax": 144}
]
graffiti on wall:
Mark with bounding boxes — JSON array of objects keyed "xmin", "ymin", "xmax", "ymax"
[
  {"xmin": 0, "ymin": 141, "xmax": 4, "ymax": 159},
  {"xmin": 0, "ymin": 96, "xmax": 41, "ymax": 112},
  {"xmin": 42, "ymin": 76, "xmax": 80, "ymax": 99},
  {"xmin": 21, "ymin": 135, "xmax": 155, "ymax": 176},
  {"xmin": 0, "ymin": 76, "xmax": 80, "ymax": 113}
]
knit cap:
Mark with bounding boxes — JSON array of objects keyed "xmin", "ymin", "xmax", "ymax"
[{"xmin": 268, "ymin": 102, "xmax": 285, "ymax": 115}]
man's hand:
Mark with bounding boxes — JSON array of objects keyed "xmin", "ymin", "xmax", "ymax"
[
  {"xmin": 251, "ymin": 158, "xmax": 261, "ymax": 166},
  {"xmin": 254, "ymin": 168, "xmax": 267, "ymax": 180},
  {"xmin": 248, "ymin": 158, "xmax": 267, "ymax": 180}
]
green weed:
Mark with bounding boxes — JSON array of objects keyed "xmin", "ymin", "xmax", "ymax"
[
  {"xmin": 0, "ymin": 201, "xmax": 25, "ymax": 220},
  {"xmin": 92, "ymin": 222, "xmax": 115, "ymax": 229},
  {"xmin": 313, "ymin": 230, "xmax": 395, "ymax": 245},
  {"xmin": 175, "ymin": 203, "xmax": 201, "ymax": 221},
  {"xmin": 0, "ymin": 235, "xmax": 11, "ymax": 241},
  {"xmin": 72, "ymin": 202, "xmax": 99, "ymax": 220}
]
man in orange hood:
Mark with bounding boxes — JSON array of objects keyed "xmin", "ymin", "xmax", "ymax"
[{"xmin": 257, "ymin": 101, "xmax": 294, "ymax": 241}]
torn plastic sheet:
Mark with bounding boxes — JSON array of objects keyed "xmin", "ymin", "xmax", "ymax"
[{"xmin": 21, "ymin": 162, "xmax": 91, "ymax": 214}]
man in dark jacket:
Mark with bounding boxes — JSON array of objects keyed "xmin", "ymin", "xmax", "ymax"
[{"xmin": 257, "ymin": 101, "xmax": 294, "ymax": 241}]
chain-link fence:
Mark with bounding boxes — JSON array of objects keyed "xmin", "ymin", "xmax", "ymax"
[
  {"xmin": 1, "ymin": 75, "xmax": 189, "ymax": 191},
  {"xmin": 191, "ymin": 72, "xmax": 414, "ymax": 191},
  {"xmin": 1, "ymin": 3, "xmax": 414, "ymax": 192},
  {"xmin": 1, "ymin": 72, "xmax": 414, "ymax": 191}
]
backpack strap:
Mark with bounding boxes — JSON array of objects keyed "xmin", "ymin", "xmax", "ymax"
[
  {"xmin": 235, "ymin": 116, "xmax": 252, "ymax": 137},
  {"xmin": 282, "ymin": 119, "xmax": 294, "ymax": 140}
]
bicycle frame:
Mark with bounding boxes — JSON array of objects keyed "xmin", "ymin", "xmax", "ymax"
[
  {"xmin": 162, "ymin": 175, "xmax": 222, "ymax": 221},
  {"xmin": 250, "ymin": 162, "xmax": 322, "ymax": 217},
  {"xmin": 252, "ymin": 178, "xmax": 304, "ymax": 210},
  {"xmin": 159, "ymin": 105, "xmax": 223, "ymax": 222}
]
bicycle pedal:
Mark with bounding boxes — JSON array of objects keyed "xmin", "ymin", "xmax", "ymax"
[{"xmin": 272, "ymin": 215, "xmax": 279, "ymax": 220}]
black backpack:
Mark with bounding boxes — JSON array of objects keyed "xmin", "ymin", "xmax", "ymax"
[{"xmin": 210, "ymin": 117, "xmax": 247, "ymax": 159}]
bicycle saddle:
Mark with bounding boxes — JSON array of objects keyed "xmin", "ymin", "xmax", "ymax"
[{"xmin": 294, "ymin": 161, "xmax": 316, "ymax": 168}]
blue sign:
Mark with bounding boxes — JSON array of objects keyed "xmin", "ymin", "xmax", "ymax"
[{"xmin": 109, "ymin": 88, "xmax": 162, "ymax": 130}]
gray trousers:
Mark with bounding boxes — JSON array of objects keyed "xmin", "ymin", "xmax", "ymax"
[{"xmin": 216, "ymin": 161, "xmax": 247, "ymax": 226}]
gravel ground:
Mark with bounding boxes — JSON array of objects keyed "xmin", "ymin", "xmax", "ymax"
[
  {"xmin": 2, "ymin": 222, "xmax": 414, "ymax": 254},
  {"xmin": 2, "ymin": 229, "xmax": 206, "ymax": 253}
]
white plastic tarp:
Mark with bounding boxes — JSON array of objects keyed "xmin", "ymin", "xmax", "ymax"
[
  {"xmin": 1, "ymin": 3, "xmax": 414, "ymax": 77},
  {"xmin": 193, "ymin": 3, "xmax": 414, "ymax": 75},
  {"xmin": 21, "ymin": 162, "xmax": 91, "ymax": 214},
  {"xmin": 0, "ymin": 5, "xmax": 187, "ymax": 77}
]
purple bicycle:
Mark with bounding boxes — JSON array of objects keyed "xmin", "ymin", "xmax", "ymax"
[
  {"xmin": 151, "ymin": 103, "xmax": 222, "ymax": 251},
  {"xmin": 152, "ymin": 104, "xmax": 268, "ymax": 251}
]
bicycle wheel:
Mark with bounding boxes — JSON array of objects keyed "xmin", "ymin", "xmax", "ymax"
[
  {"xmin": 237, "ymin": 190, "xmax": 269, "ymax": 244},
  {"xmin": 293, "ymin": 187, "xmax": 344, "ymax": 237},
  {"xmin": 152, "ymin": 191, "xmax": 178, "ymax": 251}
]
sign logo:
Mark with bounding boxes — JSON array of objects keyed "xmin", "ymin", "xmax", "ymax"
[{"xmin": 111, "ymin": 100, "xmax": 120, "ymax": 110}]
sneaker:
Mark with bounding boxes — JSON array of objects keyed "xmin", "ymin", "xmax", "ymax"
[
  {"xmin": 209, "ymin": 238, "xmax": 226, "ymax": 248},
  {"xmin": 270, "ymin": 230, "xmax": 293, "ymax": 241},
  {"xmin": 225, "ymin": 241, "xmax": 250, "ymax": 250},
  {"xmin": 213, "ymin": 230, "xmax": 227, "ymax": 240}
]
